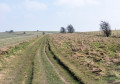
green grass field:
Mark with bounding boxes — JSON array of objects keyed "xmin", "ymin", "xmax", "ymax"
[
  {"xmin": 0, "ymin": 31, "xmax": 42, "ymax": 48},
  {"xmin": 0, "ymin": 31, "xmax": 120, "ymax": 84}
]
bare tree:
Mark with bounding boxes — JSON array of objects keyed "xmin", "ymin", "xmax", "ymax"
[
  {"xmin": 100, "ymin": 21, "xmax": 111, "ymax": 37},
  {"xmin": 67, "ymin": 24, "xmax": 75, "ymax": 33},
  {"xmin": 60, "ymin": 27, "xmax": 66, "ymax": 33}
]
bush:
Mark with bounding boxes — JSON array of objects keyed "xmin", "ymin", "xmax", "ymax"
[
  {"xmin": 60, "ymin": 27, "xmax": 66, "ymax": 33},
  {"xmin": 42, "ymin": 32, "xmax": 45, "ymax": 35},
  {"xmin": 100, "ymin": 21, "xmax": 111, "ymax": 37},
  {"xmin": 23, "ymin": 32, "xmax": 26, "ymax": 34},
  {"xmin": 67, "ymin": 24, "xmax": 75, "ymax": 33}
]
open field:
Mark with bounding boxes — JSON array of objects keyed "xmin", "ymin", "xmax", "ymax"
[
  {"xmin": 1, "ymin": 0, "xmax": 120, "ymax": 83},
  {"xmin": 0, "ymin": 31, "xmax": 120, "ymax": 84},
  {"xmin": 0, "ymin": 31, "xmax": 42, "ymax": 48},
  {"xmin": 49, "ymin": 33, "xmax": 120, "ymax": 84},
  {"xmin": 0, "ymin": 31, "xmax": 58, "ymax": 48},
  {"xmin": 0, "ymin": 35, "xmax": 71, "ymax": 84}
]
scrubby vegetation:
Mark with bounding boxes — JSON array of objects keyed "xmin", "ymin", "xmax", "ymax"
[{"xmin": 49, "ymin": 33, "xmax": 120, "ymax": 84}]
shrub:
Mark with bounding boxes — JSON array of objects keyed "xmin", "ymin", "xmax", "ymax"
[
  {"xmin": 100, "ymin": 21, "xmax": 111, "ymax": 37},
  {"xmin": 23, "ymin": 32, "xmax": 26, "ymax": 34},
  {"xmin": 42, "ymin": 32, "xmax": 45, "ymax": 35},
  {"xmin": 67, "ymin": 24, "xmax": 75, "ymax": 33},
  {"xmin": 60, "ymin": 27, "xmax": 66, "ymax": 33}
]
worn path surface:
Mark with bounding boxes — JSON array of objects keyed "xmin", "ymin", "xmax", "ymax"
[{"xmin": 0, "ymin": 36, "xmax": 68, "ymax": 84}]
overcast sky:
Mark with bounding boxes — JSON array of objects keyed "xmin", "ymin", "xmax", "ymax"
[{"xmin": 0, "ymin": 0, "xmax": 120, "ymax": 32}]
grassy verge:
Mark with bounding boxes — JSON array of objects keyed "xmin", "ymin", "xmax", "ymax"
[
  {"xmin": 0, "ymin": 40, "xmax": 32, "ymax": 71},
  {"xmin": 0, "ymin": 37, "xmax": 42, "ymax": 84}
]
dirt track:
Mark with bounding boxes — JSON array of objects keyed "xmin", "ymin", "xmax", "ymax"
[{"xmin": 0, "ymin": 36, "xmax": 67, "ymax": 84}]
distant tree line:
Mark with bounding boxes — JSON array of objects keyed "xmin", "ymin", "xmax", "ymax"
[
  {"xmin": 60, "ymin": 24, "xmax": 75, "ymax": 33},
  {"xmin": 5, "ymin": 30, "xmax": 14, "ymax": 33},
  {"xmin": 60, "ymin": 21, "xmax": 112, "ymax": 37}
]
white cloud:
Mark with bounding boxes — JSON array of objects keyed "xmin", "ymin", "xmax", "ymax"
[
  {"xmin": 55, "ymin": 0, "xmax": 100, "ymax": 7},
  {"xmin": 24, "ymin": 0, "xmax": 47, "ymax": 11},
  {"xmin": 0, "ymin": 3, "xmax": 10, "ymax": 13}
]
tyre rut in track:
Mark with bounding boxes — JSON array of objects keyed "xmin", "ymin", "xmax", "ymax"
[
  {"xmin": 31, "ymin": 45, "xmax": 47, "ymax": 84},
  {"xmin": 43, "ymin": 44, "xmax": 68, "ymax": 84}
]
